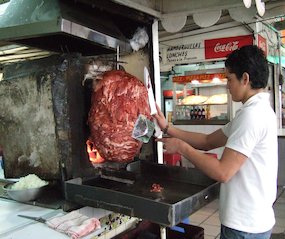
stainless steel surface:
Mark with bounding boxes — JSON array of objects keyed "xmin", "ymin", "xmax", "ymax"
[
  {"xmin": 60, "ymin": 18, "xmax": 132, "ymax": 53},
  {"xmin": 18, "ymin": 214, "xmax": 46, "ymax": 223},
  {"xmin": 0, "ymin": 0, "xmax": 132, "ymax": 55},
  {"xmin": 160, "ymin": 226, "xmax": 166, "ymax": 239},
  {"xmin": 3, "ymin": 182, "xmax": 48, "ymax": 202}
]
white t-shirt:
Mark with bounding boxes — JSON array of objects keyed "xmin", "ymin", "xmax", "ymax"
[{"xmin": 220, "ymin": 92, "xmax": 278, "ymax": 233}]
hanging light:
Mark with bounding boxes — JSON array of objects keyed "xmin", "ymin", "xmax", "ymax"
[
  {"xmin": 255, "ymin": 0, "xmax": 265, "ymax": 17},
  {"xmin": 243, "ymin": 0, "xmax": 252, "ymax": 8}
]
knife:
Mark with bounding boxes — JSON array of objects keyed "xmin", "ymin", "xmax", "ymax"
[
  {"xmin": 144, "ymin": 67, "xmax": 157, "ymax": 115},
  {"xmin": 18, "ymin": 214, "xmax": 46, "ymax": 223},
  {"xmin": 144, "ymin": 67, "xmax": 162, "ymax": 138}
]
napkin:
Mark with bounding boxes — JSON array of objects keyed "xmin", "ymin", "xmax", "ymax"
[{"xmin": 46, "ymin": 210, "xmax": 101, "ymax": 239}]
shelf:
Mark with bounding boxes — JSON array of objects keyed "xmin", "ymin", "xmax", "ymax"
[
  {"xmin": 172, "ymin": 80, "xmax": 229, "ymax": 125},
  {"xmin": 176, "ymin": 103, "xmax": 227, "ymax": 106},
  {"xmin": 184, "ymin": 82, "xmax": 227, "ymax": 88},
  {"xmin": 173, "ymin": 119, "xmax": 229, "ymax": 125}
]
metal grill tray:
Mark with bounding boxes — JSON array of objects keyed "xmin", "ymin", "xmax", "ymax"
[{"xmin": 65, "ymin": 160, "xmax": 220, "ymax": 227}]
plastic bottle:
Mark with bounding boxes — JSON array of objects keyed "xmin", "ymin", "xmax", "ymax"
[
  {"xmin": 190, "ymin": 107, "xmax": 194, "ymax": 119},
  {"xmin": 202, "ymin": 107, "xmax": 206, "ymax": 119},
  {"xmin": 193, "ymin": 107, "xmax": 198, "ymax": 119},
  {"xmin": 198, "ymin": 107, "xmax": 202, "ymax": 119},
  {"xmin": 206, "ymin": 105, "xmax": 211, "ymax": 119},
  {"xmin": 185, "ymin": 107, "xmax": 191, "ymax": 119}
]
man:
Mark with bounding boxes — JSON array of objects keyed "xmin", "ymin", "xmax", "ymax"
[{"xmin": 154, "ymin": 45, "xmax": 278, "ymax": 239}]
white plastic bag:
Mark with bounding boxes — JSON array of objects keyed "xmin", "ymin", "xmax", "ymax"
[{"xmin": 130, "ymin": 27, "xmax": 149, "ymax": 51}]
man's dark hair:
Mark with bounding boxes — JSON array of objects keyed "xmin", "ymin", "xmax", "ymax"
[{"xmin": 225, "ymin": 45, "xmax": 269, "ymax": 89}]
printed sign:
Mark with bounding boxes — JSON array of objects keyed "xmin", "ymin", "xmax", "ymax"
[
  {"xmin": 205, "ymin": 35, "xmax": 254, "ymax": 59},
  {"xmin": 173, "ymin": 73, "xmax": 226, "ymax": 83},
  {"xmin": 258, "ymin": 34, "xmax": 267, "ymax": 56},
  {"xmin": 282, "ymin": 30, "xmax": 285, "ymax": 44},
  {"xmin": 164, "ymin": 41, "xmax": 204, "ymax": 64}
]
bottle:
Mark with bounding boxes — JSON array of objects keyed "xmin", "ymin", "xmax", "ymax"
[
  {"xmin": 185, "ymin": 106, "xmax": 191, "ymax": 120},
  {"xmin": 198, "ymin": 107, "xmax": 202, "ymax": 119},
  {"xmin": 168, "ymin": 111, "xmax": 173, "ymax": 123},
  {"xmin": 182, "ymin": 106, "xmax": 187, "ymax": 119},
  {"xmin": 175, "ymin": 108, "xmax": 180, "ymax": 120},
  {"xmin": 194, "ymin": 107, "xmax": 198, "ymax": 119},
  {"xmin": 190, "ymin": 107, "xmax": 194, "ymax": 119},
  {"xmin": 202, "ymin": 107, "xmax": 206, "ymax": 119},
  {"xmin": 206, "ymin": 105, "xmax": 211, "ymax": 119}
]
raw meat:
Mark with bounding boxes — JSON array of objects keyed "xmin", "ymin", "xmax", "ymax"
[
  {"xmin": 88, "ymin": 70, "xmax": 151, "ymax": 162},
  {"xmin": 150, "ymin": 183, "xmax": 163, "ymax": 193}
]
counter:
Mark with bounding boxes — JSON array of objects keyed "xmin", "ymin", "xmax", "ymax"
[
  {"xmin": 0, "ymin": 168, "xmax": 138, "ymax": 239},
  {"xmin": 0, "ymin": 198, "xmax": 61, "ymax": 238},
  {"xmin": 0, "ymin": 197, "xmax": 138, "ymax": 239}
]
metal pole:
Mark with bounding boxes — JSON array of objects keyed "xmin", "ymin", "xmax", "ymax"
[
  {"xmin": 160, "ymin": 226, "xmax": 166, "ymax": 239},
  {"xmin": 152, "ymin": 19, "xmax": 163, "ymax": 164},
  {"xmin": 116, "ymin": 45, "xmax": 120, "ymax": 70}
]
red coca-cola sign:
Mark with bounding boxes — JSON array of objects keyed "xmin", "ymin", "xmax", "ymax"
[
  {"xmin": 205, "ymin": 35, "xmax": 253, "ymax": 59},
  {"xmin": 258, "ymin": 34, "xmax": 267, "ymax": 56}
]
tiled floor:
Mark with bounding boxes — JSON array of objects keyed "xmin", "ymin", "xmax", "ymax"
[{"xmin": 189, "ymin": 186, "xmax": 285, "ymax": 239}]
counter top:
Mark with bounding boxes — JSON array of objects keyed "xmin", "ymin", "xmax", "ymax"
[
  {"xmin": 0, "ymin": 198, "xmax": 63, "ymax": 238},
  {"xmin": 0, "ymin": 197, "xmax": 138, "ymax": 239},
  {"xmin": 0, "ymin": 168, "xmax": 139, "ymax": 239}
]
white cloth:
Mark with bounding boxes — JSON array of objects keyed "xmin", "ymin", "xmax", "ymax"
[
  {"xmin": 221, "ymin": 92, "xmax": 278, "ymax": 233},
  {"xmin": 46, "ymin": 210, "xmax": 101, "ymax": 239}
]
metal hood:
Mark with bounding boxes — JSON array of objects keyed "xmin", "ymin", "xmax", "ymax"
[{"xmin": 0, "ymin": 0, "xmax": 138, "ymax": 55}]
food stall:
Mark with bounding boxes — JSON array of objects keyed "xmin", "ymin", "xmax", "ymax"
[
  {"xmin": 171, "ymin": 72, "xmax": 229, "ymax": 125},
  {"xmin": 159, "ymin": 19, "xmax": 283, "ymax": 163},
  {"xmin": 0, "ymin": 0, "xmax": 219, "ymax": 238}
]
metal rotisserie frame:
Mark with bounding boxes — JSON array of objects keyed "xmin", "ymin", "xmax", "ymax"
[
  {"xmin": 0, "ymin": 0, "xmax": 157, "ymax": 181},
  {"xmin": 65, "ymin": 160, "xmax": 220, "ymax": 227}
]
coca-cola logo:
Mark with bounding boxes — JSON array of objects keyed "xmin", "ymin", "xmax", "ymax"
[
  {"xmin": 205, "ymin": 35, "xmax": 253, "ymax": 59},
  {"xmin": 214, "ymin": 41, "xmax": 239, "ymax": 53}
]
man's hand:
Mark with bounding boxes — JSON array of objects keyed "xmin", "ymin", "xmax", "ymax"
[
  {"xmin": 156, "ymin": 137, "xmax": 188, "ymax": 154},
  {"xmin": 152, "ymin": 103, "xmax": 168, "ymax": 130}
]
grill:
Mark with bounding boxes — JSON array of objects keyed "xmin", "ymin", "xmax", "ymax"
[{"xmin": 65, "ymin": 160, "xmax": 219, "ymax": 227}]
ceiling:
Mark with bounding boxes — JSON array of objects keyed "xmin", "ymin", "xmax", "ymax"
[
  {"xmin": 0, "ymin": 0, "xmax": 285, "ymax": 65},
  {"xmin": 112, "ymin": 0, "xmax": 285, "ymax": 35}
]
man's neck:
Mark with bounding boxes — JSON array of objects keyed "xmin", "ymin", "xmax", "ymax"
[{"xmin": 242, "ymin": 88, "xmax": 264, "ymax": 104}]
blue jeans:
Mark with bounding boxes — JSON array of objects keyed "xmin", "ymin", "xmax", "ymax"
[{"xmin": 220, "ymin": 225, "xmax": 272, "ymax": 239}]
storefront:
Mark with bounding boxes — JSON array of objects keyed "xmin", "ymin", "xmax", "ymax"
[
  {"xmin": 159, "ymin": 20, "xmax": 284, "ymax": 132},
  {"xmin": 159, "ymin": 20, "xmax": 285, "ymax": 174}
]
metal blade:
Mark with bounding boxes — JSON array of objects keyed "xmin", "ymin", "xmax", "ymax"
[
  {"xmin": 144, "ymin": 67, "xmax": 157, "ymax": 115},
  {"xmin": 18, "ymin": 214, "xmax": 46, "ymax": 223}
]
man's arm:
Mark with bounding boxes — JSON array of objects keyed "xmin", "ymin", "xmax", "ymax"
[
  {"xmin": 157, "ymin": 128, "xmax": 246, "ymax": 182},
  {"xmin": 167, "ymin": 126, "xmax": 227, "ymax": 151},
  {"xmin": 178, "ymin": 144, "xmax": 247, "ymax": 183}
]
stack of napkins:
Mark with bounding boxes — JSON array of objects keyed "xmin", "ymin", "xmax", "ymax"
[{"xmin": 46, "ymin": 210, "xmax": 101, "ymax": 239}]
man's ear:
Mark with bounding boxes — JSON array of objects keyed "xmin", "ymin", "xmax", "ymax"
[{"xmin": 241, "ymin": 72, "xmax": 250, "ymax": 86}]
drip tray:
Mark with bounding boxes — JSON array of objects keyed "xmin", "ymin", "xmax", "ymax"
[{"xmin": 65, "ymin": 160, "xmax": 220, "ymax": 227}]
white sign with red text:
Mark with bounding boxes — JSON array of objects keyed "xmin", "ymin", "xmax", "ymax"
[{"xmin": 258, "ymin": 34, "xmax": 267, "ymax": 56}]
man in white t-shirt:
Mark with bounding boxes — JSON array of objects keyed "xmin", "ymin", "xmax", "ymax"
[{"xmin": 154, "ymin": 45, "xmax": 278, "ymax": 239}]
